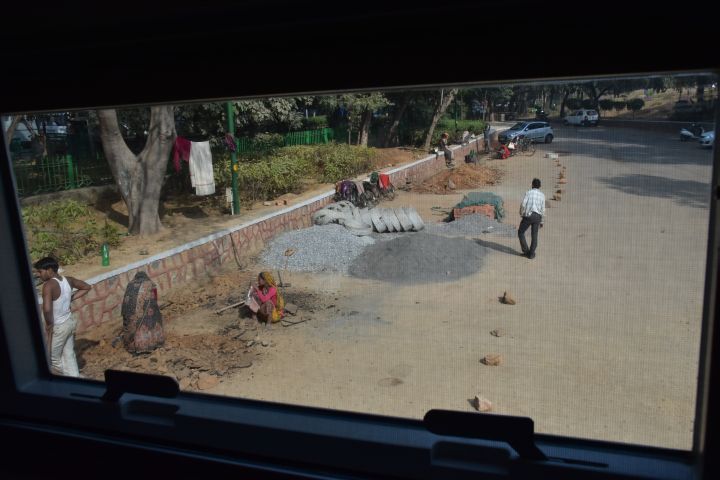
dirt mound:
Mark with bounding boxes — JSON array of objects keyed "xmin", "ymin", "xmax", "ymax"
[
  {"xmin": 348, "ymin": 233, "xmax": 487, "ymax": 284},
  {"xmin": 411, "ymin": 164, "xmax": 503, "ymax": 194}
]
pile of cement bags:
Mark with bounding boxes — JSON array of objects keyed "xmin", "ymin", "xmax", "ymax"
[{"xmin": 312, "ymin": 201, "xmax": 424, "ymax": 236}]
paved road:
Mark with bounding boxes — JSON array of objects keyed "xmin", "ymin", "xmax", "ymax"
[{"xmin": 216, "ymin": 124, "xmax": 713, "ymax": 450}]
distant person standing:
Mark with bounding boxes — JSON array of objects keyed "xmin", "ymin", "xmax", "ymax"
[
  {"xmin": 483, "ymin": 124, "xmax": 492, "ymax": 153},
  {"xmin": 34, "ymin": 257, "xmax": 92, "ymax": 376},
  {"xmin": 518, "ymin": 178, "xmax": 545, "ymax": 259}
]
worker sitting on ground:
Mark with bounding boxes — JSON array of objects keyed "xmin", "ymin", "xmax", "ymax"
[
  {"xmin": 497, "ymin": 141, "xmax": 511, "ymax": 159},
  {"xmin": 249, "ymin": 271, "xmax": 285, "ymax": 328}
]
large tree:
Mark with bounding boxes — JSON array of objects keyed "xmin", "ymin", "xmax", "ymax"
[
  {"xmin": 97, "ymin": 107, "xmax": 176, "ymax": 236},
  {"xmin": 382, "ymin": 92, "xmax": 413, "ymax": 147},
  {"xmin": 320, "ymin": 93, "xmax": 391, "ymax": 146},
  {"xmin": 422, "ymin": 88, "xmax": 457, "ymax": 151}
]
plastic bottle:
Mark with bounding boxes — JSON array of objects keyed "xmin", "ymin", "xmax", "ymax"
[{"xmin": 101, "ymin": 243, "xmax": 110, "ymax": 266}]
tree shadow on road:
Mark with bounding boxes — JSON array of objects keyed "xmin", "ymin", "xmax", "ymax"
[
  {"xmin": 473, "ymin": 238, "xmax": 522, "ymax": 256},
  {"xmin": 597, "ymin": 174, "xmax": 711, "ymax": 208}
]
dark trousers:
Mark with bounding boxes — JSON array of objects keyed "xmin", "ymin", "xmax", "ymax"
[{"xmin": 518, "ymin": 212, "xmax": 542, "ymax": 256}]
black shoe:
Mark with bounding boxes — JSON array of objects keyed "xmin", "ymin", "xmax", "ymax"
[
  {"xmin": 520, "ymin": 251, "xmax": 529, "ymax": 257},
  {"xmin": 527, "ymin": 253, "xmax": 536, "ymax": 259}
]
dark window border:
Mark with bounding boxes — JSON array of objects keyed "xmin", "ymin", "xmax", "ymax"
[{"xmin": 1, "ymin": 3, "xmax": 718, "ymax": 478}]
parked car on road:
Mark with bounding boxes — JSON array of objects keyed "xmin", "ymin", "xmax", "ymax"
[
  {"xmin": 563, "ymin": 109, "xmax": 599, "ymax": 126},
  {"xmin": 699, "ymin": 131, "xmax": 715, "ymax": 148},
  {"xmin": 497, "ymin": 121, "xmax": 554, "ymax": 144}
]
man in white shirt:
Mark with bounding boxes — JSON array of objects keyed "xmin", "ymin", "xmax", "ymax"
[
  {"xmin": 518, "ymin": 178, "xmax": 545, "ymax": 259},
  {"xmin": 34, "ymin": 257, "xmax": 92, "ymax": 376}
]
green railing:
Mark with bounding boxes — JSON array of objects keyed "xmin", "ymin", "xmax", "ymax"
[
  {"xmin": 236, "ymin": 127, "xmax": 335, "ymax": 154},
  {"xmin": 12, "ymin": 154, "xmax": 114, "ymax": 197},
  {"xmin": 10, "ymin": 127, "xmax": 337, "ymax": 196},
  {"xmin": 284, "ymin": 127, "xmax": 334, "ymax": 146}
]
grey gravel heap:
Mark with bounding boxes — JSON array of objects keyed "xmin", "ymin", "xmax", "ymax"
[
  {"xmin": 425, "ymin": 214, "xmax": 516, "ymax": 238},
  {"xmin": 349, "ymin": 233, "xmax": 488, "ymax": 284},
  {"xmin": 261, "ymin": 224, "xmax": 375, "ymax": 275}
]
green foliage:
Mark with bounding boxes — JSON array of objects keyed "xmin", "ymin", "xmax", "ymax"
[
  {"xmin": 306, "ymin": 144, "xmax": 375, "ymax": 183},
  {"xmin": 252, "ymin": 133, "xmax": 285, "ymax": 151},
  {"xmin": 626, "ymin": 98, "xmax": 645, "ymax": 112},
  {"xmin": 565, "ymin": 98, "xmax": 583, "ymax": 110},
  {"xmin": 613, "ymin": 101, "xmax": 627, "ymax": 112},
  {"xmin": 22, "ymin": 200, "xmax": 121, "ymax": 265},
  {"xmin": 432, "ymin": 119, "xmax": 486, "ymax": 145},
  {"xmin": 598, "ymin": 99, "xmax": 616, "ymax": 111},
  {"xmin": 320, "ymin": 93, "xmax": 392, "ymax": 133},
  {"xmin": 213, "ymin": 143, "xmax": 376, "ymax": 204},
  {"xmin": 302, "ymin": 115, "xmax": 328, "ymax": 129},
  {"xmin": 236, "ymin": 156, "xmax": 308, "ymax": 202}
]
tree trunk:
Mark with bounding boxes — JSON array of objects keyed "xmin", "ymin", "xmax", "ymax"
[
  {"xmin": 559, "ymin": 89, "xmax": 571, "ymax": 118},
  {"xmin": 98, "ymin": 106, "xmax": 176, "ymax": 236},
  {"xmin": 423, "ymin": 88, "xmax": 457, "ymax": 151},
  {"xmin": 383, "ymin": 94, "xmax": 410, "ymax": 147},
  {"xmin": 358, "ymin": 108, "xmax": 372, "ymax": 147},
  {"xmin": 547, "ymin": 90, "xmax": 556, "ymax": 114},
  {"xmin": 4, "ymin": 116, "xmax": 21, "ymax": 144}
]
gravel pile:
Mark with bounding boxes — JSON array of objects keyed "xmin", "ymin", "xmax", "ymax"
[
  {"xmin": 261, "ymin": 224, "xmax": 375, "ymax": 274},
  {"xmin": 425, "ymin": 214, "xmax": 516, "ymax": 238},
  {"xmin": 348, "ymin": 233, "xmax": 488, "ymax": 284}
]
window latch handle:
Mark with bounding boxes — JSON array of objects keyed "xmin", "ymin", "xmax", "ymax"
[
  {"xmin": 101, "ymin": 369, "xmax": 179, "ymax": 403},
  {"xmin": 424, "ymin": 409, "xmax": 548, "ymax": 461}
]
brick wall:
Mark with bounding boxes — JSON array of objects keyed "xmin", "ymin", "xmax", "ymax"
[{"xmin": 76, "ymin": 141, "xmax": 480, "ymax": 333}]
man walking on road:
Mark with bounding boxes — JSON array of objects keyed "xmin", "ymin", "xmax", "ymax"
[{"xmin": 518, "ymin": 178, "xmax": 545, "ymax": 259}]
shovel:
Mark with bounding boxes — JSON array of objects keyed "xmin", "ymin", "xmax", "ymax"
[{"xmin": 278, "ymin": 248, "xmax": 296, "ymax": 287}]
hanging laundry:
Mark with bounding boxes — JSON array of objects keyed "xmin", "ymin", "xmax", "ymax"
[
  {"xmin": 189, "ymin": 141, "xmax": 215, "ymax": 196},
  {"xmin": 172, "ymin": 136, "xmax": 192, "ymax": 173},
  {"xmin": 224, "ymin": 133, "xmax": 237, "ymax": 152}
]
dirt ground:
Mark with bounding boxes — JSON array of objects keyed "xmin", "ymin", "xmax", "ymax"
[
  {"xmin": 407, "ymin": 162, "xmax": 503, "ymax": 195},
  {"xmin": 75, "ymin": 126, "xmax": 710, "ymax": 451}
]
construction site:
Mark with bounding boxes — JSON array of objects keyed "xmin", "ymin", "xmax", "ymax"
[{"xmin": 55, "ymin": 121, "xmax": 712, "ymax": 453}]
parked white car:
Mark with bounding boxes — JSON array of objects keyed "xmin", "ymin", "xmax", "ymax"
[
  {"xmin": 563, "ymin": 109, "xmax": 599, "ymax": 126},
  {"xmin": 497, "ymin": 121, "xmax": 554, "ymax": 144},
  {"xmin": 700, "ymin": 131, "xmax": 715, "ymax": 148}
]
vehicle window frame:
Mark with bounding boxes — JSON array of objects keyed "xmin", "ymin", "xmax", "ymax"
[{"xmin": 0, "ymin": 5, "xmax": 718, "ymax": 477}]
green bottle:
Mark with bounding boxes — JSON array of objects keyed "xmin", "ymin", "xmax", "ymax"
[{"xmin": 101, "ymin": 243, "xmax": 110, "ymax": 266}]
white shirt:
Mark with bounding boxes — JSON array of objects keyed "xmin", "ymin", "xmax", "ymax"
[
  {"xmin": 520, "ymin": 188, "xmax": 545, "ymax": 218},
  {"xmin": 51, "ymin": 276, "xmax": 73, "ymax": 325}
]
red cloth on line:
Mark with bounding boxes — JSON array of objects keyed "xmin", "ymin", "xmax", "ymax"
[
  {"xmin": 172, "ymin": 137, "xmax": 192, "ymax": 173},
  {"xmin": 379, "ymin": 173, "xmax": 390, "ymax": 189}
]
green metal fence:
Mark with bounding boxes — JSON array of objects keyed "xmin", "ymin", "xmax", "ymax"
[
  {"xmin": 10, "ymin": 127, "xmax": 336, "ymax": 197},
  {"xmin": 236, "ymin": 127, "xmax": 335, "ymax": 154},
  {"xmin": 284, "ymin": 127, "xmax": 334, "ymax": 146},
  {"xmin": 12, "ymin": 154, "xmax": 114, "ymax": 197}
]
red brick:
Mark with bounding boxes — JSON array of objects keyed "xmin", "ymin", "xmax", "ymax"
[{"xmin": 453, "ymin": 204, "xmax": 496, "ymax": 220}]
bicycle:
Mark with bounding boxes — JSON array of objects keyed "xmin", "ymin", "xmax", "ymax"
[{"xmin": 518, "ymin": 136, "xmax": 536, "ymax": 156}]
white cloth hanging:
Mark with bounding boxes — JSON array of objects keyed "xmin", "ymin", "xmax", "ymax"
[{"xmin": 189, "ymin": 141, "xmax": 215, "ymax": 196}]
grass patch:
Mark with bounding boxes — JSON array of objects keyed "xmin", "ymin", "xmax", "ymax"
[{"xmin": 22, "ymin": 200, "xmax": 121, "ymax": 264}]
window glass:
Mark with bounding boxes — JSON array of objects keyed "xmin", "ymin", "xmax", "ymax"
[{"xmin": 4, "ymin": 72, "xmax": 718, "ymax": 452}]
